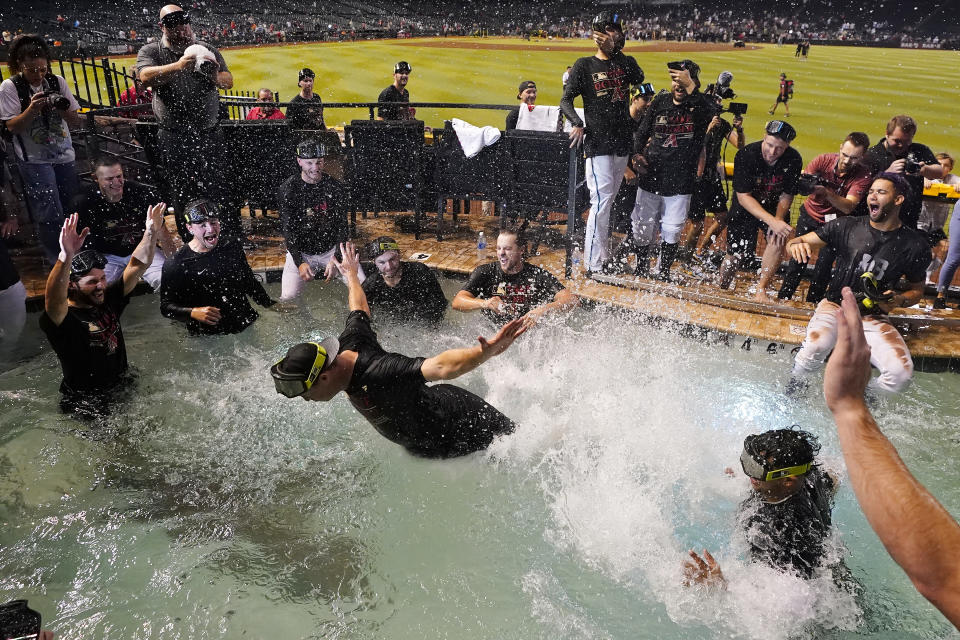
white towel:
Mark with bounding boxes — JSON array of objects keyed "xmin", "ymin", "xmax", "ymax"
[
  {"xmin": 451, "ymin": 118, "xmax": 502, "ymax": 158},
  {"xmin": 561, "ymin": 107, "xmax": 586, "ymax": 133},
  {"xmin": 516, "ymin": 104, "xmax": 561, "ymax": 132},
  {"xmin": 184, "ymin": 44, "xmax": 217, "ymax": 73}
]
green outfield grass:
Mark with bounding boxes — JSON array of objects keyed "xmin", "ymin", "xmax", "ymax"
[{"xmin": 96, "ymin": 37, "xmax": 960, "ymax": 163}]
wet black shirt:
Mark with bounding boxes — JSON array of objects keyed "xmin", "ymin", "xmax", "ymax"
[
  {"xmin": 277, "ymin": 174, "xmax": 349, "ymax": 265},
  {"xmin": 75, "ymin": 181, "xmax": 157, "ymax": 256},
  {"xmin": 737, "ymin": 467, "xmax": 834, "ymax": 578},
  {"xmin": 816, "ymin": 216, "xmax": 928, "ymax": 308},
  {"xmin": 286, "ymin": 93, "xmax": 325, "ymax": 130},
  {"xmin": 634, "ymin": 91, "xmax": 714, "ymax": 196},
  {"xmin": 704, "ymin": 117, "xmax": 734, "ymax": 168},
  {"xmin": 860, "ymin": 140, "xmax": 938, "ymax": 229},
  {"xmin": 159, "ymin": 240, "xmax": 274, "ymax": 334},
  {"xmin": 362, "ymin": 261, "xmax": 447, "ymax": 325},
  {"xmin": 0, "ymin": 238, "xmax": 18, "ymax": 291},
  {"xmin": 729, "ymin": 141, "xmax": 802, "ymax": 219},
  {"xmin": 560, "ymin": 53, "xmax": 644, "ymax": 158},
  {"xmin": 462, "ymin": 261, "xmax": 563, "ymax": 322},
  {"xmin": 39, "ymin": 280, "xmax": 129, "ymax": 393},
  {"xmin": 339, "ymin": 310, "xmax": 515, "ymax": 457},
  {"xmin": 377, "ymin": 84, "xmax": 409, "ymax": 120}
]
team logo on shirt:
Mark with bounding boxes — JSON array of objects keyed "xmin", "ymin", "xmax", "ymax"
[
  {"xmin": 592, "ymin": 67, "xmax": 628, "ymax": 102},
  {"xmin": 654, "ymin": 114, "xmax": 695, "ymax": 148},
  {"xmin": 86, "ymin": 310, "xmax": 121, "ymax": 354}
]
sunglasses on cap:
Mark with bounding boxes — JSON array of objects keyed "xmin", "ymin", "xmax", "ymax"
[
  {"xmin": 739, "ymin": 448, "xmax": 812, "ymax": 482},
  {"xmin": 183, "ymin": 200, "xmax": 219, "ymax": 224},
  {"xmin": 377, "ymin": 241, "xmax": 399, "ymax": 252},
  {"xmin": 70, "ymin": 250, "xmax": 107, "ymax": 279},
  {"xmin": 270, "ymin": 342, "xmax": 331, "ymax": 398},
  {"xmin": 160, "ymin": 10, "xmax": 191, "ymax": 27},
  {"xmin": 765, "ymin": 119, "xmax": 796, "ymax": 142}
]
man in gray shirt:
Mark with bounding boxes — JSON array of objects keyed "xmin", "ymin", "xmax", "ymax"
[{"xmin": 136, "ymin": 4, "xmax": 234, "ymax": 240}]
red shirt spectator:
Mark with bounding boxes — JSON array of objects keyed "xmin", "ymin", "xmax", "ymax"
[
  {"xmin": 117, "ymin": 84, "xmax": 153, "ymax": 119},
  {"xmin": 246, "ymin": 89, "xmax": 285, "ymax": 120}
]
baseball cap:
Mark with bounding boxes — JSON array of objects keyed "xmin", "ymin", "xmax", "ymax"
[
  {"xmin": 517, "ymin": 80, "xmax": 536, "ymax": 99},
  {"xmin": 183, "ymin": 198, "xmax": 220, "ymax": 224},
  {"xmin": 295, "ymin": 139, "xmax": 332, "ymax": 159},
  {"xmin": 271, "ymin": 338, "xmax": 340, "ymax": 398},
  {"xmin": 298, "ymin": 67, "xmax": 315, "ymax": 81},
  {"xmin": 70, "ymin": 249, "xmax": 107, "ymax": 280},
  {"xmin": 765, "ymin": 119, "xmax": 797, "ymax": 143},
  {"xmin": 368, "ymin": 236, "xmax": 400, "ymax": 259},
  {"xmin": 394, "ymin": 61, "xmax": 411, "ymax": 74},
  {"xmin": 592, "ymin": 11, "xmax": 624, "ymax": 32}
]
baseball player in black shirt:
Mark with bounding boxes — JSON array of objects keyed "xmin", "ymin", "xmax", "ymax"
[
  {"xmin": 271, "ymin": 242, "xmax": 528, "ymax": 459},
  {"xmin": 559, "ymin": 12, "xmax": 644, "ymax": 274},
  {"xmin": 629, "ymin": 60, "xmax": 713, "ymax": 279},
  {"xmin": 377, "ymin": 61, "xmax": 412, "ymax": 121},
  {"xmin": 788, "ymin": 173, "xmax": 927, "ymax": 393},
  {"xmin": 362, "ymin": 236, "xmax": 447, "ymax": 326}
]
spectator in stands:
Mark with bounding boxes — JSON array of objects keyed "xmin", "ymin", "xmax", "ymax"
[
  {"xmin": 505, "ymin": 80, "xmax": 536, "ymax": 131},
  {"xmin": 76, "ymin": 157, "xmax": 175, "ymax": 291},
  {"xmin": 362, "ymin": 236, "xmax": 447, "ymax": 326},
  {"xmin": 136, "ymin": 4, "xmax": 235, "ymax": 241},
  {"xmin": 718, "ymin": 120, "xmax": 801, "ymax": 300},
  {"xmin": 0, "ymin": 198, "xmax": 25, "ymax": 361},
  {"xmin": 629, "ymin": 59, "xmax": 713, "ymax": 280},
  {"xmin": 160, "ymin": 198, "xmax": 276, "ymax": 334},
  {"xmin": 453, "ymin": 223, "xmax": 578, "ymax": 327},
  {"xmin": 41, "ymin": 206, "xmax": 165, "ymax": 418},
  {"xmin": 377, "ymin": 61, "xmax": 412, "ymax": 121},
  {"xmin": 920, "ymin": 152, "xmax": 958, "ymax": 289},
  {"xmin": 560, "ymin": 12, "xmax": 644, "ymax": 275},
  {"xmin": 245, "ymin": 88, "xmax": 284, "ymax": 120},
  {"xmin": 778, "ymin": 132, "xmax": 874, "ymax": 303},
  {"xmin": 788, "ymin": 173, "xmax": 927, "ymax": 393},
  {"xmin": 859, "ymin": 114, "xmax": 942, "ymax": 230},
  {"xmin": 0, "ymin": 34, "xmax": 82, "ymax": 264},
  {"xmin": 768, "ymin": 72, "xmax": 792, "ymax": 116},
  {"xmin": 277, "ymin": 139, "xmax": 363, "ymax": 302},
  {"xmin": 286, "ymin": 67, "xmax": 325, "ymax": 130},
  {"xmin": 116, "ymin": 69, "xmax": 153, "ymax": 119}
]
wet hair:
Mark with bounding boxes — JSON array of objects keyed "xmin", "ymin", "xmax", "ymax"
[
  {"xmin": 747, "ymin": 426, "xmax": 820, "ymax": 470},
  {"xmin": 92, "ymin": 155, "xmax": 122, "ymax": 172},
  {"xmin": 844, "ymin": 131, "xmax": 870, "ymax": 150},
  {"xmin": 886, "ymin": 114, "xmax": 917, "ymax": 137},
  {"xmin": 498, "ymin": 220, "xmax": 529, "ymax": 247},
  {"xmin": 7, "ymin": 34, "xmax": 51, "ymax": 74},
  {"xmin": 874, "ymin": 172, "xmax": 912, "ymax": 198}
]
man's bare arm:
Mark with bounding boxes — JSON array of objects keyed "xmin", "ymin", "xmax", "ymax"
[{"xmin": 421, "ymin": 318, "xmax": 527, "ymax": 382}]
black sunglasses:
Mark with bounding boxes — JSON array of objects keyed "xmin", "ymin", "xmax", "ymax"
[{"xmin": 161, "ymin": 11, "xmax": 190, "ymax": 27}]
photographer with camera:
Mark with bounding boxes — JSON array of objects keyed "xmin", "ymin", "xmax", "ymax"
[
  {"xmin": 136, "ymin": 4, "xmax": 234, "ymax": 241},
  {"xmin": 777, "ymin": 132, "xmax": 874, "ymax": 303},
  {"xmin": 787, "ymin": 173, "xmax": 927, "ymax": 394},
  {"xmin": 0, "ymin": 34, "xmax": 82, "ymax": 264},
  {"xmin": 858, "ymin": 115, "xmax": 942, "ymax": 230}
]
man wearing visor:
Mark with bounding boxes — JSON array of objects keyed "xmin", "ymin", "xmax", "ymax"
[
  {"xmin": 362, "ymin": 236, "xmax": 447, "ymax": 325},
  {"xmin": 683, "ymin": 427, "xmax": 837, "ymax": 587},
  {"xmin": 39, "ymin": 204, "xmax": 166, "ymax": 418},
  {"xmin": 277, "ymin": 139, "xmax": 362, "ymax": 302},
  {"xmin": 272, "ymin": 242, "xmax": 527, "ymax": 459},
  {"xmin": 160, "ymin": 198, "xmax": 276, "ymax": 334},
  {"xmin": 136, "ymin": 4, "xmax": 234, "ymax": 241},
  {"xmin": 377, "ymin": 61, "xmax": 412, "ymax": 121}
]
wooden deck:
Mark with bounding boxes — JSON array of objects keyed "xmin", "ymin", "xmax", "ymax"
[{"xmin": 13, "ymin": 207, "xmax": 960, "ymax": 372}]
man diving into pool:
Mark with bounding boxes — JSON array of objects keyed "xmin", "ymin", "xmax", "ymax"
[{"xmin": 271, "ymin": 242, "xmax": 528, "ymax": 458}]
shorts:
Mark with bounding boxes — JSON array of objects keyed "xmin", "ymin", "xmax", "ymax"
[
  {"xmin": 726, "ymin": 213, "xmax": 764, "ymax": 258},
  {"xmin": 688, "ymin": 172, "xmax": 728, "ymax": 222},
  {"xmin": 924, "ymin": 228, "xmax": 947, "ymax": 247},
  {"xmin": 404, "ymin": 384, "xmax": 517, "ymax": 458},
  {"xmin": 776, "ymin": 94, "xmax": 790, "ymax": 104}
]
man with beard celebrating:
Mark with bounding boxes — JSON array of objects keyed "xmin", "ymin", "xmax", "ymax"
[
  {"xmin": 787, "ymin": 173, "xmax": 928, "ymax": 393},
  {"xmin": 377, "ymin": 61, "xmax": 412, "ymax": 121},
  {"xmin": 160, "ymin": 198, "xmax": 276, "ymax": 335},
  {"xmin": 40, "ymin": 204, "xmax": 166, "ymax": 418}
]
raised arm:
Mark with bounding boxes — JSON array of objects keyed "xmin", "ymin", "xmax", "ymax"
[
  {"xmin": 825, "ymin": 287, "xmax": 960, "ymax": 628},
  {"xmin": 121, "ymin": 201, "xmax": 165, "ymax": 295},
  {"xmin": 329, "ymin": 242, "xmax": 370, "ymax": 316},
  {"xmin": 420, "ymin": 317, "xmax": 527, "ymax": 382},
  {"xmin": 44, "ymin": 214, "xmax": 89, "ymax": 326}
]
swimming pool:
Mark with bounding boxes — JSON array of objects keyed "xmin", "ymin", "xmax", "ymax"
[{"xmin": 2, "ymin": 275, "xmax": 959, "ymax": 639}]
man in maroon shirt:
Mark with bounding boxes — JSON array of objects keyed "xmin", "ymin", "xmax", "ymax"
[
  {"xmin": 245, "ymin": 88, "xmax": 285, "ymax": 120},
  {"xmin": 778, "ymin": 132, "xmax": 874, "ymax": 302}
]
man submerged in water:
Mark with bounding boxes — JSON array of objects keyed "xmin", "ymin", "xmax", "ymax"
[
  {"xmin": 271, "ymin": 242, "xmax": 527, "ymax": 458},
  {"xmin": 683, "ymin": 427, "xmax": 837, "ymax": 586}
]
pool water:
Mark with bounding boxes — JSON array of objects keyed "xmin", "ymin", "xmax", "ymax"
[{"xmin": 2, "ymin": 275, "xmax": 959, "ymax": 639}]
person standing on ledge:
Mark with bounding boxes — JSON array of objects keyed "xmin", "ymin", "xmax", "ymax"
[
  {"xmin": 377, "ymin": 61, "xmax": 412, "ymax": 121},
  {"xmin": 362, "ymin": 236, "xmax": 447, "ymax": 326},
  {"xmin": 286, "ymin": 67, "xmax": 325, "ymax": 131},
  {"xmin": 271, "ymin": 242, "xmax": 527, "ymax": 459}
]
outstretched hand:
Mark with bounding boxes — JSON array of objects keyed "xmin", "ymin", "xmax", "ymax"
[
  {"xmin": 145, "ymin": 201, "xmax": 166, "ymax": 235},
  {"xmin": 682, "ymin": 549, "xmax": 725, "ymax": 588},
  {"xmin": 59, "ymin": 213, "xmax": 90, "ymax": 261},
  {"xmin": 824, "ymin": 286, "xmax": 872, "ymax": 413},
  {"xmin": 328, "ymin": 242, "xmax": 361, "ymax": 280},
  {"xmin": 478, "ymin": 317, "xmax": 528, "ymax": 357}
]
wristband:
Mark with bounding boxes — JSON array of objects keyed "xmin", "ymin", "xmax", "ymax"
[{"xmin": 58, "ymin": 250, "xmax": 68, "ymax": 264}]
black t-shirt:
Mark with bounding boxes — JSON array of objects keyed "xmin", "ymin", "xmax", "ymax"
[
  {"xmin": 277, "ymin": 174, "xmax": 349, "ymax": 264},
  {"xmin": 0, "ymin": 237, "xmax": 18, "ymax": 291},
  {"xmin": 729, "ymin": 141, "xmax": 802, "ymax": 220},
  {"xmin": 634, "ymin": 91, "xmax": 714, "ymax": 196},
  {"xmin": 75, "ymin": 181, "xmax": 156, "ymax": 256},
  {"xmin": 362, "ymin": 261, "xmax": 448, "ymax": 325},
  {"xmin": 159, "ymin": 240, "xmax": 274, "ymax": 334},
  {"xmin": 377, "ymin": 84, "xmax": 409, "ymax": 120},
  {"xmin": 339, "ymin": 310, "xmax": 515, "ymax": 457},
  {"xmin": 505, "ymin": 106, "xmax": 520, "ymax": 131},
  {"xmin": 737, "ymin": 467, "xmax": 834, "ymax": 578},
  {"xmin": 462, "ymin": 261, "xmax": 563, "ymax": 322},
  {"xmin": 815, "ymin": 216, "xmax": 928, "ymax": 308},
  {"xmin": 39, "ymin": 280, "xmax": 129, "ymax": 394},
  {"xmin": 703, "ymin": 117, "xmax": 734, "ymax": 169},
  {"xmin": 860, "ymin": 140, "xmax": 938, "ymax": 229},
  {"xmin": 559, "ymin": 53, "xmax": 644, "ymax": 158},
  {"xmin": 286, "ymin": 93, "xmax": 325, "ymax": 130}
]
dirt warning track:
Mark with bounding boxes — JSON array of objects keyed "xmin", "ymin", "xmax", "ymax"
[{"xmin": 401, "ymin": 40, "xmax": 760, "ymax": 53}]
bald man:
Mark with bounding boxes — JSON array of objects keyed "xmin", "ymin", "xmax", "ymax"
[{"xmin": 136, "ymin": 5, "xmax": 237, "ymax": 241}]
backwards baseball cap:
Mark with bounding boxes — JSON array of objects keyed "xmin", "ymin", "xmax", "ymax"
[
  {"xmin": 183, "ymin": 198, "xmax": 220, "ymax": 224},
  {"xmin": 592, "ymin": 11, "xmax": 624, "ymax": 31},
  {"xmin": 765, "ymin": 119, "xmax": 797, "ymax": 143},
  {"xmin": 517, "ymin": 80, "xmax": 536, "ymax": 99},
  {"xmin": 271, "ymin": 338, "xmax": 341, "ymax": 398},
  {"xmin": 368, "ymin": 236, "xmax": 400, "ymax": 259},
  {"xmin": 739, "ymin": 428, "xmax": 818, "ymax": 482},
  {"xmin": 670, "ymin": 59, "xmax": 701, "ymax": 88},
  {"xmin": 70, "ymin": 249, "xmax": 107, "ymax": 280},
  {"xmin": 295, "ymin": 139, "xmax": 332, "ymax": 159},
  {"xmin": 394, "ymin": 61, "xmax": 411, "ymax": 74},
  {"xmin": 298, "ymin": 67, "xmax": 315, "ymax": 81}
]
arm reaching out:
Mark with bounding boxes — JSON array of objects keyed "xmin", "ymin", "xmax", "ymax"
[
  {"xmin": 329, "ymin": 242, "xmax": 370, "ymax": 316},
  {"xmin": 44, "ymin": 213, "xmax": 90, "ymax": 326},
  {"xmin": 420, "ymin": 317, "xmax": 528, "ymax": 382},
  {"xmin": 825, "ymin": 287, "xmax": 960, "ymax": 628}
]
